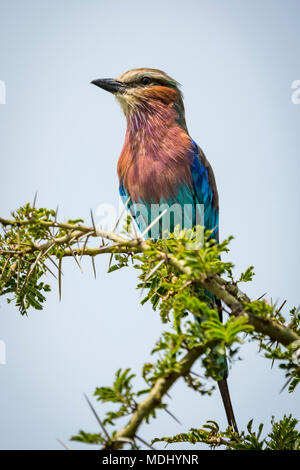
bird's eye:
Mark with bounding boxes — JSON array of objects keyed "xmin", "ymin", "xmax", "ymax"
[{"xmin": 141, "ymin": 77, "xmax": 151, "ymax": 85}]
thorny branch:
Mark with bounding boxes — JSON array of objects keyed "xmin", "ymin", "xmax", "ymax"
[
  {"xmin": 1, "ymin": 214, "xmax": 296, "ymax": 346},
  {"xmin": 1, "ymin": 206, "xmax": 299, "ymax": 449}
]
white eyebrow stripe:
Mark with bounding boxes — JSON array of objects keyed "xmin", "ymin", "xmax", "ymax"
[{"xmin": 117, "ymin": 68, "xmax": 180, "ymax": 88}]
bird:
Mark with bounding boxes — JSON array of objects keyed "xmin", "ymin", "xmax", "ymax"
[{"xmin": 91, "ymin": 68, "xmax": 238, "ymax": 432}]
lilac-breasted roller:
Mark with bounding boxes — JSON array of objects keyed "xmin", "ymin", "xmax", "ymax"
[{"xmin": 91, "ymin": 68, "xmax": 238, "ymax": 432}]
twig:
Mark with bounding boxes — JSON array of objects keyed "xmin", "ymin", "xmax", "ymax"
[
  {"xmin": 83, "ymin": 393, "xmax": 111, "ymax": 442},
  {"xmin": 56, "ymin": 438, "xmax": 71, "ymax": 450},
  {"xmin": 135, "ymin": 434, "xmax": 155, "ymax": 450}
]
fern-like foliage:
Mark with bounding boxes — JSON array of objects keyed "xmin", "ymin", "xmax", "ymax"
[
  {"xmin": 1, "ymin": 204, "xmax": 299, "ymax": 450},
  {"xmin": 152, "ymin": 415, "xmax": 300, "ymax": 450}
]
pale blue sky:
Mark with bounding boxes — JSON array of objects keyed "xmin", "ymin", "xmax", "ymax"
[{"xmin": 0, "ymin": 0, "xmax": 299, "ymax": 449}]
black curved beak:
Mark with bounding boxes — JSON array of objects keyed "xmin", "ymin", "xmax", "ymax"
[{"xmin": 90, "ymin": 78, "xmax": 126, "ymax": 94}]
